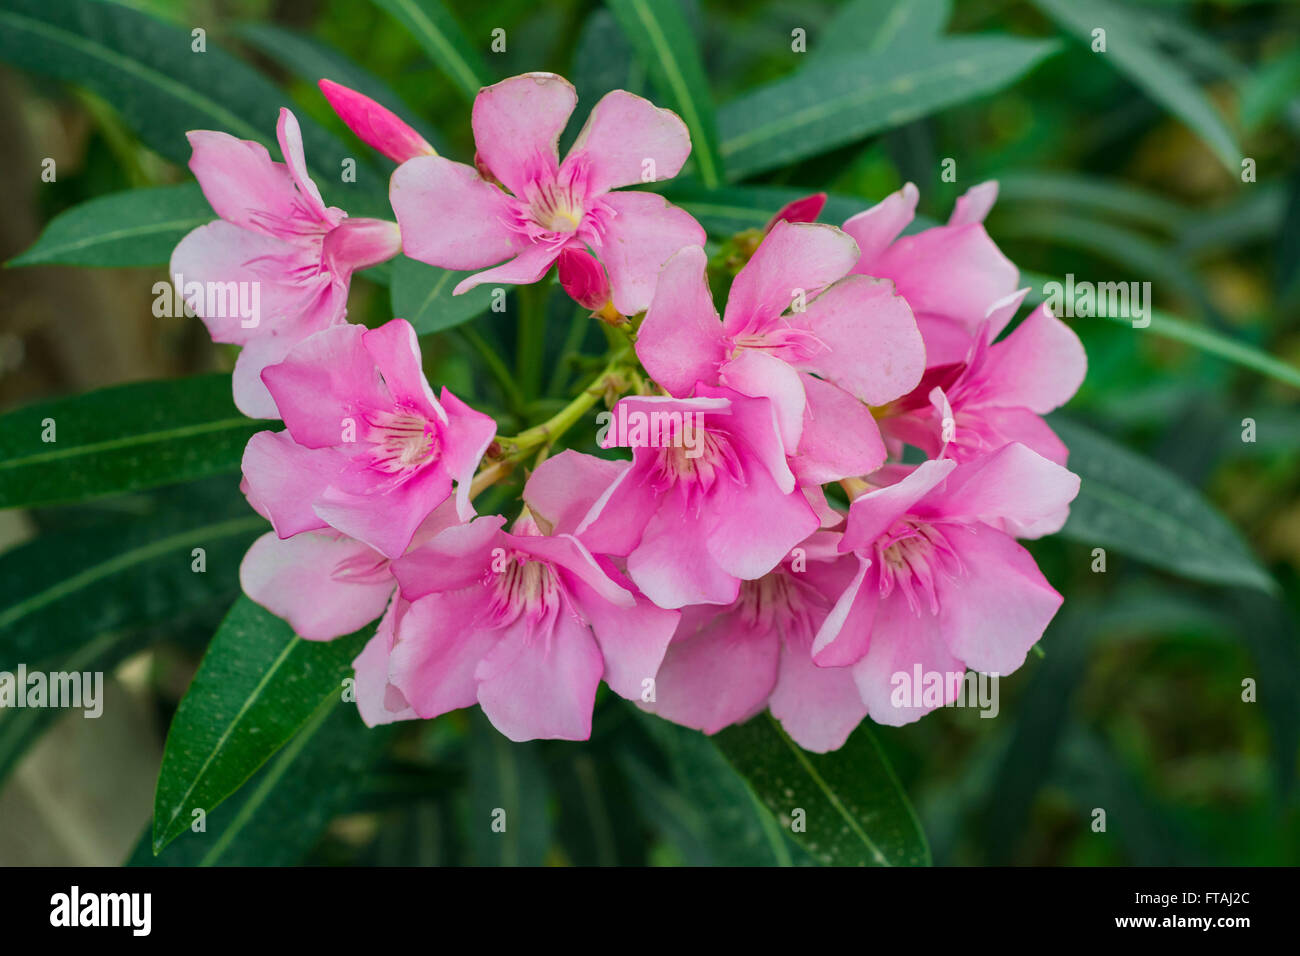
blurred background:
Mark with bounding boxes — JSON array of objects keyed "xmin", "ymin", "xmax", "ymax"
[{"xmin": 0, "ymin": 0, "xmax": 1297, "ymax": 865}]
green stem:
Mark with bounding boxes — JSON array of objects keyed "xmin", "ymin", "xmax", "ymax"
[
  {"xmin": 496, "ymin": 347, "xmax": 632, "ymax": 461},
  {"xmin": 547, "ymin": 306, "xmax": 594, "ymax": 398}
]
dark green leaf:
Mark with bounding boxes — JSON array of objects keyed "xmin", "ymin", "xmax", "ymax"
[
  {"xmin": 465, "ymin": 709, "xmax": 551, "ymax": 866},
  {"xmin": 0, "ymin": 374, "xmax": 259, "ymax": 510},
  {"xmin": 9, "ymin": 184, "xmax": 210, "ymax": 268},
  {"xmin": 369, "ymin": 0, "xmax": 492, "ymax": 101},
  {"xmin": 390, "ymin": 255, "xmax": 495, "ymax": 334},
  {"xmin": 815, "ymin": 0, "xmax": 951, "ymax": 60},
  {"xmin": 715, "ymin": 713, "xmax": 930, "ymax": 866},
  {"xmin": 151, "ymin": 597, "xmax": 373, "ymax": 853}
]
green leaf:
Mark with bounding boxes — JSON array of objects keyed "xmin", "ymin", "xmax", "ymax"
[
  {"xmin": 1031, "ymin": 0, "xmax": 1240, "ymax": 173},
  {"xmin": 369, "ymin": 0, "xmax": 492, "ymax": 101},
  {"xmin": 1239, "ymin": 47, "xmax": 1300, "ymax": 133},
  {"xmin": 0, "ymin": 0, "xmax": 358, "ymax": 191},
  {"xmin": 233, "ymin": 22, "xmax": 446, "ymax": 154},
  {"xmin": 9, "ymin": 183, "xmax": 210, "ymax": 268},
  {"xmin": 714, "ymin": 713, "xmax": 930, "ymax": 866},
  {"xmin": 465, "ymin": 709, "xmax": 551, "ymax": 866},
  {"xmin": 390, "ymin": 255, "xmax": 495, "ymax": 334},
  {"xmin": 606, "ymin": 0, "xmax": 724, "ymax": 189},
  {"xmin": 814, "ymin": 0, "xmax": 951, "ymax": 60},
  {"xmin": 718, "ymin": 37, "xmax": 1059, "ymax": 180},
  {"xmin": 133, "ymin": 699, "xmax": 392, "ymax": 866},
  {"xmin": 151, "ymin": 596, "xmax": 374, "ymax": 854},
  {"xmin": 663, "ymin": 181, "xmax": 866, "ymax": 235},
  {"xmin": 994, "ymin": 171, "xmax": 1192, "ymax": 234},
  {"xmin": 1049, "ymin": 416, "xmax": 1276, "ymax": 594},
  {"xmin": 0, "ymin": 374, "xmax": 260, "ymax": 510},
  {"xmin": 1021, "ymin": 270, "xmax": 1300, "ymax": 390}
]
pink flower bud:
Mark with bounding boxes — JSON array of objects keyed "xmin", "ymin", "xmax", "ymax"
[
  {"xmin": 318, "ymin": 79, "xmax": 436, "ymax": 164},
  {"xmin": 558, "ymin": 247, "xmax": 612, "ymax": 311},
  {"xmin": 764, "ymin": 192, "xmax": 827, "ymax": 233}
]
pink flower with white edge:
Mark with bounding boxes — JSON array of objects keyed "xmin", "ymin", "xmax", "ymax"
[
  {"xmin": 646, "ymin": 531, "xmax": 868, "ymax": 753},
  {"xmin": 355, "ymin": 512, "xmax": 679, "ymax": 741},
  {"xmin": 390, "ymin": 72, "xmax": 705, "ymax": 315},
  {"xmin": 881, "ymin": 301, "xmax": 1087, "ymax": 469},
  {"xmin": 172, "ymin": 108, "xmax": 403, "ymax": 418},
  {"xmin": 842, "ymin": 181, "xmax": 1019, "ymax": 366},
  {"xmin": 240, "ymin": 318, "xmax": 495, "ymax": 560},
  {"xmin": 529, "ymin": 388, "xmax": 820, "ymax": 610},
  {"xmin": 635, "ymin": 226, "xmax": 924, "ymax": 482},
  {"xmin": 812, "ymin": 443, "xmax": 1080, "ymax": 726},
  {"xmin": 318, "ymin": 78, "xmax": 437, "ymax": 164}
]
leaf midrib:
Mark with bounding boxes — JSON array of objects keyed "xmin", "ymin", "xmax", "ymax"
[{"xmin": 0, "ymin": 417, "xmax": 253, "ymax": 471}]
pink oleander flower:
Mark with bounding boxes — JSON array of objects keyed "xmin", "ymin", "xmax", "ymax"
[
  {"xmin": 390, "ymin": 72, "xmax": 705, "ymax": 315},
  {"xmin": 636, "ymin": 225, "xmax": 924, "ymax": 483},
  {"xmin": 240, "ymin": 318, "xmax": 495, "ymax": 560},
  {"xmin": 880, "ymin": 300, "xmax": 1087, "ymax": 469},
  {"xmin": 354, "ymin": 512, "xmax": 679, "ymax": 741},
  {"xmin": 525, "ymin": 389, "xmax": 821, "ymax": 610},
  {"xmin": 812, "ymin": 443, "xmax": 1080, "ymax": 726},
  {"xmin": 318, "ymin": 78, "xmax": 437, "ymax": 164},
  {"xmin": 646, "ymin": 531, "xmax": 869, "ymax": 753},
  {"xmin": 842, "ymin": 181, "xmax": 1020, "ymax": 366},
  {"xmin": 172, "ymin": 108, "xmax": 403, "ymax": 418}
]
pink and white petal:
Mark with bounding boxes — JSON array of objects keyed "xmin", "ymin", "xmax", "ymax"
[
  {"xmin": 645, "ymin": 611, "xmax": 779, "ymax": 735},
  {"xmin": 977, "ymin": 405, "xmax": 1070, "ymax": 467},
  {"xmin": 567, "ymin": 563, "xmax": 679, "ymax": 700},
  {"xmin": 840, "ymin": 458, "xmax": 957, "ymax": 553},
  {"xmin": 870, "ymin": 223, "xmax": 1019, "ymax": 331},
  {"xmin": 323, "ymin": 218, "xmax": 403, "ymax": 277},
  {"xmin": 240, "ymin": 430, "xmax": 343, "ymax": 537},
  {"xmin": 471, "ymin": 72, "xmax": 578, "ymax": 196},
  {"xmin": 573, "ymin": 458, "xmax": 661, "ymax": 557},
  {"xmin": 262, "ymin": 323, "xmax": 387, "ymax": 447},
  {"xmin": 982, "ymin": 304, "xmax": 1087, "ymax": 414},
  {"xmin": 315, "ymin": 461, "xmax": 455, "ymax": 560},
  {"xmin": 524, "ymin": 450, "xmax": 627, "ymax": 535},
  {"xmin": 595, "ymin": 191, "xmax": 706, "ymax": 316},
  {"xmin": 769, "ymin": 629, "xmax": 868, "ymax": 752},
  {"xmin": 437, "ymin": 387, "xmax": 498, "ymax": 520},
  {"xmin": 626, "ymin": 493, "xmax": 741, "ymax": 609},
  {"xmin": 391, "ymin": 514, "xmax": 505, "ymax": 599},
  {"xmin": 795, "ymin": 375, "xmax": 886, "ymax": 485},
  {"xmin": 352, "ymin": 600, "xmax": 420, "ymax": 726},
  {"xmin": 566, "ymin": 89, "xmax": 692, "ymax": 193},
  {"xmin": 452, "ymin": 241, "xmax": 563, "ymax": 296},
  {"xmin": 917, "ymin": 441, "xmax": 1079, "ymax": 530},
  {"xmin": 843, "ymin": 182, "xmax": 918, "ymax": 266},
  {"xmin": 240, "ymin": 531, "xmax": 393, "ymax": 640},
  {"xmin": 636, "ymin": 245, "xmax": 726, "ymax": 395},
  {"xmin": 390, "ymin": 156, "xmax": 522, "ymax": 269},
  {"xmin": 810, "ymin": 554, "xmax": 876, "ymax": 666},
  {"xmin": 389, "ymin": 590, "xmax": 499, "ymax": 720},
  {"xmin": 235, "ymin": 304, "xmax": 340, "ymax": 421},
  {"xmin": 916, "ymin": 313, "xmax": 979, "ymax": 367},
  {"xmin": 939, "ymin": 524, "xmax": 1063, "ymax": 674},
  {"xmin": 719, "ymin": 349, "xmax": 806, "ymax": 453},
  {"xmin": 723, "ymin": 221, "xmax": 859, "ymax": 333},
  {"xmin": 794, "ymin": 275, "xmax": 924, "ymax": 405},
  {"xmin": 185, "ymin": 130, "xmax": 299, "ymax": 233},
  {"xmin": 692, "ymin": 384, "xmax": 793, "ymax": 493},
  {"xmin": 276, "ymin": 108, "xmax": 334, "ymax": 223},
  {"xmin": 982, "ymin": 286, "xmax": 1030, "ymax": 340},
  {"xmin": 515, "ymin": 533, "xmax": 634, "ymax": 608},
  {"xmin": 706, "ymin": 468, "xmax": 819, "ymax": 582},
  {"xmin": 361, "ymin": 318, "xmax": 443, "ymax": 419},
  {"xmin": 851, "ymin": 593, "xmax": 965, "ymax": 726},
  {"xmin": 475, "ymin": 614, "xmax": 604, "ymax": 741},
  {"xmin": 948, "ymin": 180, "xmax": 999, "ymax": 227}
]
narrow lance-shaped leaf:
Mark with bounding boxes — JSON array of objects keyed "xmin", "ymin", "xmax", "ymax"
[
  {"xmin": 718, "ymin": 36, "xmax": 1059, "ymax": 180},
  {"xmin": 369, "ymin": 0, "xmax": 492, "ymax": 101},
  {"xmin": 607, "ymin": 0, "xmax": 725, "ymax": 189},
  {"xmin": 390, "ymin": 255, "xmax": 496, "ymax": 335},
  {"xmin": 814, "ymin": 0, "xmax": 951, "ymax": 61},
  {"xmin": 1031, "ymin": 0, "xmax": 1240, "ymax": 173},
  {"xmin": 0, "ymin": 374, "xmax": 260, "ymax": 510},
  {"xmin": 151, "ymin": 596, "xmax": 375, "ymax": 853},
  {"xmin": 9, "ymin": 184, "xmax": 210, "ymax": 268},
  {"xmin": 1049, "ymin": 416, "xmax": 1276, "ymax": 594},
  {"xmin": 466, "ymin": 709, "xmax": 551, "ymax": 866},
  {"xmin": 714, "ymin": 713, "xmax": 931, "ymax": 866}
]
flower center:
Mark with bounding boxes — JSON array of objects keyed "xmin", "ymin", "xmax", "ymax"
[
  {"xmin": 648, "ymin": 427, "xmax": 742, "ymax": 502},
  {"xmin": 366, "ymin": 410, "xmax": 438, "ymax": 473},
  {"xmin": 875, "ymin": 520, "xmax": 964, "ymax": 615},
  {"xmin": 736, "ymin": 570, "xmax": 823, "ymax": 637},
  {"xmin": 487, "ymin": 552, "xmax": 562, "ymax": 627}
]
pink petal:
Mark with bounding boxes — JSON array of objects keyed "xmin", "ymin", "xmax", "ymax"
[
  {"xmin": 842, "ymin": 182, "xmax": 918, "ymax": 264},
  {"xmin": 389, "ymin": 591, "xmax": 499, "ymax": 719},
  {"xmin": 390, "ymin": 156, "xmax": 522, "ymax": 270},
  {"xmin": 437, "ymin": 387, "xmax": 498, "ymax": 521},
  {"xmin": 318, "ymin": 78, "xmax": 436, "ymax": 164},
  {"xmin": 719, "ymin": 349, "xmax": 806, "ymax": 453},
  {"xmin": 240, "ymin": 430, "xmax": 342, "ymax": 537},
  {"xmin": 240, "ymin": 531, "xmax": 393, "ymax": 640},
  {"xmin": 392, "ymin": 514, "xmax": 506, "ymax": 599},
  {"xmin": 850, "ymin": 591, "xmax": 965, "ymax": 726},
  {"xmin": 810, "ymin": 554, "xmax": 875, "ymax": 666},
  {"xmin": 471, "ymin": 72, "xmax": 577, "ymax": 196},
  {"xmin": 764, "ymin": 192, "xmax": 827, "ymax": 233},
  {"xmin": 352, "ymin": 600, "xmax": 419, "ymax": 726},
  {"xmin": 315, "ymin": 461, "xmax": 455, "ymax": 560},
  {"xmin": 276, "ymin": 108, "xmax": 334, "ymax": 223},
  {"xmin": 361, "ymin": 318, "xmax": 443, "ymax": 419},
  {"xmin": 636, "ymin": 245, "xmax": 726, "ymax": 396},
  {"xmin": 594, "ymin": 191, "xmax": 706, "ymax": 316},
  {"xmin": 475, "ymin": 614, "xmax": 604, "ymax": 741},
  {"xmin": 981, "ymin": 305, "xmax": 1087, "ymax": 414},
  {"xmin": 840, "ymin": 458, "xmax": 957, "ymax": 553},
  {"xmin": 917, "ymin": 442, "xmax": 1080, "ymax": 531},
  {"xmin": 625, "ymin": 493, "xmax": 742, "ymax": 609},
  {"xmin": 948, "ymin": 180, "xmax": 999, "ymax": 227},
  {"xmin": 452, "ymin": 240, "xmax": 563, "ymax": 296},
  {"xmin": 323, "ymin": 218, "xmax": 403, "ymax": 276},
  {"xmin": 185, "ymin": 130, "xmax": 299, "ymax": 234},
  {"xmin": 566, "ymin": 89, "xmax": 691, "ymax": 194},
  {"xmin": 706, "ymin": 464, "xmax": 820, "ymax": 582},
  {"xmin": 768, "ymin": 628, "xmax": 868, "ymax": 752},
  {"xmin": 795, "ymin": 375, "xmax": 886, "ymax": 485},
  {"xmin": 723, "ymin": 221, "xmax": 859, "ymax": 333},
  {"xmin": 793, "ymin": 275, "xmax": 924, "ymax": 405},
  {"xmin": 524, "ymin": 450, "xmax": 627, "ymax": 535}
]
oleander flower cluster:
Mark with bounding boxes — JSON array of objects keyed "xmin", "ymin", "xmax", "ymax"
[{"xmin": 173, "ymin": 72, "xmax": 1085, "ymax": 751}]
